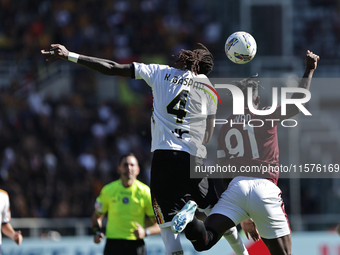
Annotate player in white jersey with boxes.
[41,43,252,255]
[133,62,216,158]
[0,189,23,253]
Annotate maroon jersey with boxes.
[217,107,280,184]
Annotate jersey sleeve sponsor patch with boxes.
[94,200,103,214]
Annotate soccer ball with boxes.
[225,31,257,64]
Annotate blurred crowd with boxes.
[0,0,223,64]
[0,82,152,218]
[1,0,340,64]
[293,0,340,60]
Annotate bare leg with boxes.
[196,210,248,254]
[204,213,236,241]
[261,234,292,255]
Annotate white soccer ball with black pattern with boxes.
[225,31,257,64]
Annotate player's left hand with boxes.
[93,231,104,244]
[41,44,70,62]
[13,230,23,245]
[133,221,146,239]
[305,50,320,70]
[240,219,260,242]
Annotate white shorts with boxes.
[210,176,291,239]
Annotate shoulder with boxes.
[196,73,208,79]
[101,180,120,193]
[133,63,171,71]
[134,180,151,194]
[195,73,214,89]
[0,189,8,197]
[0,189,9,204]
[195,73,211,82]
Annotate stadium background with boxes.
[0,0,339,254]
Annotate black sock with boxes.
[205,227,219,249]
[184,217,206,241]
[184,217,219,252]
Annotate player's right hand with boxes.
[13,230,23,245]
[240,219,260,242]
[93,231,104,244]
[41,44,69,62]
[305,50,320,70]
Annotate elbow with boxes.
[97,63,118,76]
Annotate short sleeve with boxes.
[133,63,158,88]
[94,188,108,215]
[133,63,171,88]
[1,191,11,223]
[203,78,217,116]
[143,187,155,218]
[207,92,217,116]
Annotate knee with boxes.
[192,242,209,252]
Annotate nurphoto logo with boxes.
[213,84,311,128]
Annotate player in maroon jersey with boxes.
[172,50,319,255]
[217,95,280,185]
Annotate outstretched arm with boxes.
[41,44,133,77]
[275,50,320,121]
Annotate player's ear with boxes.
[136,165,140,176]
[117,166,121,175]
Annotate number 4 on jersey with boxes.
[167,90,189,124]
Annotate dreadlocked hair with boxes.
[175,43,214,75]
[232,74,263,98]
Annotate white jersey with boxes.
[0,189,11,244]
[134,63,217,158]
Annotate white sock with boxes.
[223,226,249,255]
[204,208,248,255]
[160,227,184,255]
